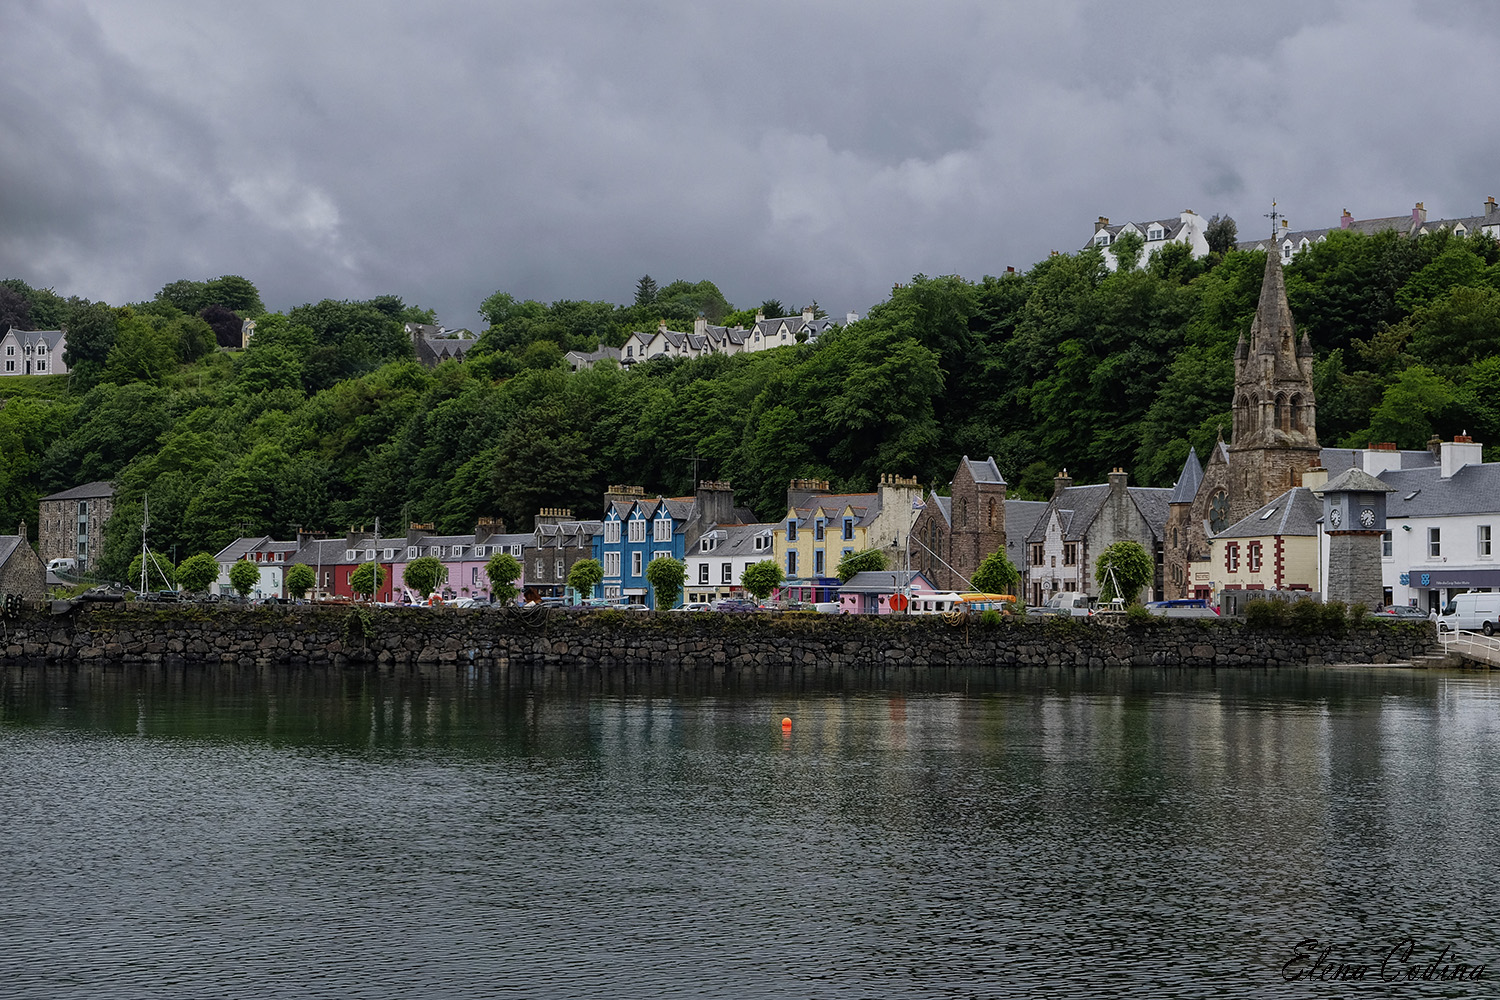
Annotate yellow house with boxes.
[774,494,878,602]
[1208,486,1322,603]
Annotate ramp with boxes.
[1440,629,1500,668]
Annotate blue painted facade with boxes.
[594,497,689,608]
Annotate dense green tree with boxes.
[836,548,887,583]
[61,301,117,384]
[485,551,522,604]
[285,562,316,599]
[404,556,447,598]
[740,560,784,600]
[1111,230,1145,271]
[349,561,385,599]
[127,550,177,592]
[176,552,220,593]
[1095,540,1153,604]
[634,275,658,307]
[566,557,603,600]
[645,556,685,609]
[1205,214,1238,255]
[971,549,1020,595]
[228,558,261,598]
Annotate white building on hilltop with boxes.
[1087,210,1211,271]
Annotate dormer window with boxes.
[1281,241,1294,262]
[1456,224,1468,236]
[1094,232,1111,247]
[408,546,418,557]
[1147,225,1164,241]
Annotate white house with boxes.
[1088,210,1211,271]
[684,522,774,605]
[1331,436,1500,613]
[1,327,67,376]
[212,536,301,597]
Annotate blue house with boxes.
[594,486,691,608]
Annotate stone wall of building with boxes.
[0,604,1440,673]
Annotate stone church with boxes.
[1165,246,1320,599]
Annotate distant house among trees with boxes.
[407,322,478,367]
[1086,210,1212,271]
[1236,197,1500,264]
[1,327,68,376]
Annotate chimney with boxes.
[1052,469,1073,500]
[694,316,706,336]
[846,312,859,324]
[693,480,736,530]
[1108,467,1128,494]
[1441,433,1484,479]
[476,515,508,537]
[1412,201,1426,225]
[1487,196,1498,218]
[1427,434,1444,460]
[1302,464,1329,493]
[1097,216,1109,230]
[1005,266,1015,273]
[658,319,668,333]
[755,310,764,324]
[604,484,647,509]
[1361,443,1403,477]
[786,478,831,510]
[802,305,814,323]
[1340,209,1353,229]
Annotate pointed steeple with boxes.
[1169,447,1204,505]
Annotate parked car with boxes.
[712,599,759,613]
[1142,599,1220,619]
[670,603,713,613]
[1370,605,1432,623]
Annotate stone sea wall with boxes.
[0,604,1441,675]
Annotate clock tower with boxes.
[1322,467,1393,608]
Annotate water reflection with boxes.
[1,662,1496,998]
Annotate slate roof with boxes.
[1129,487,1174,538]
[1369,462,1500,519]
[40,481,114,502]
[1169,447,1204,504]
[963,456,1005,485]
[1318,447,1437,476]
[790,492,881,527]
[0,535,23,568]
[1215,487,1323,539]
[3,328,65,352]
[1003,500,1048,553]
[1322,468,1395,495]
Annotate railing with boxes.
[1439,629,1500,667]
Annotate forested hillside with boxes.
[3,226,1498,581]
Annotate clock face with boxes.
[1208,490,1230,533]
[1360,507,1376,528]
[1329,506,1342,528]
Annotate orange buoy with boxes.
[781,717,792,731]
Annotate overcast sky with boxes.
[3,0,1497,329]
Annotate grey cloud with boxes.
[2,0,1498,328]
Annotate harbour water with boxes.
[1,663,1495,998]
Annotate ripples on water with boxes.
[0,664,1496,999]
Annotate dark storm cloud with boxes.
[3,0,1498,328]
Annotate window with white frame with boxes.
[555,558,564,577]
[604,552,621,577]
[510,545,522,557]
[408,546,418,557]
[631,551,643,576]
[345,549,356,561]
[1147,225,1164,240]
[535,558,544,577]
[35,361,45,371]
[384,549,394,559]
[628,519,645,543]
[453,546,464,557]
[1480,525,1493,558]
[1382,531,1392,558]
[698,564,709,584]
[1094,232,1110,247]
[1429,527,1442,558]
[754,533,770,551]
[605,521,621,544]
[652,550,671,564]
[653,517,671,542]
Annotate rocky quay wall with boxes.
[0,604,1442,675]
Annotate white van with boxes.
[47,558,78,574]
[1043,591,1094,617]
[1436,592,1500,635]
